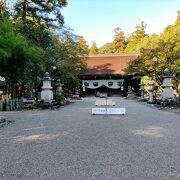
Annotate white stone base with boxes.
[41,90,53,103]
[162,88,174,99]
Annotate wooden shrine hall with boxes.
[80,54,140,96]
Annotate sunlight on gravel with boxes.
[13,134,58,142]
[132,126,166,138]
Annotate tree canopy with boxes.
[14,0,67,28]
[89,42,99,54]
[0,1,88,98]
[125,13,180,90]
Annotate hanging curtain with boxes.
[82,79,124,89]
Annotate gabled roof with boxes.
[83,54,137,75]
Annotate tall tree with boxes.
[89,42,99,54]
[112,27,125,53]
[125,21,147,54]
[14,0,67,28]
[76,36,89,55]
[56,34,87,90]
[159,12,180,90]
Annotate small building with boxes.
[81,54,140,96]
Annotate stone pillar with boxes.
[139,83,145,99]
[148,81,154,103]
[41,72,53,103]
[162,68,174,100]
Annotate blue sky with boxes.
[61,0,180,47]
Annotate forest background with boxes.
[0,0,179,97]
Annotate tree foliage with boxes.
[112,27,125,53]
[0,1,88,97]
[0,18,43,84]
[99,42,114,54]
[125,13,180,90]
[76,36,89,55]
[14,0,67,28]
[89,42,99,54]
[125,21,147,54]
[51,34,87,90]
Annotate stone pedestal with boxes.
[41,72,53,103]
[162,68,174,100]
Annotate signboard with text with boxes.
[92,108,126,115]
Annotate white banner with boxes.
[82,79,124,89]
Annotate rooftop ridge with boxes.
[84,54,137,58]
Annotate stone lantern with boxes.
[148,80,154,103]
[41,72,53,103]
[162,68,174,100]
[82,84,86,92]
[56,80,63,95]
[139,82,145,99]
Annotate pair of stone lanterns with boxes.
[140,68,174,103]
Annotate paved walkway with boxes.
[0,97,180,180]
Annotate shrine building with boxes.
[80,54,140,96]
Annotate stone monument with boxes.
[162,68,174,100]
[41,72,53,103]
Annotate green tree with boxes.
[0,18,44,84]
[43,33,87,91]
[125,12,180,90]
[99,42,114,54]
[89,42,99,54]
[141,33,160,50]
[76,36,89,55]
[112,27,125,53]
[125,21,147,54]
[14,0,67,28]
[159,12,180,90]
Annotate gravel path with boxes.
[0,97,180,180]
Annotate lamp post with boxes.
[152,57,158,102]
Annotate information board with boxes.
[92,108,126,115]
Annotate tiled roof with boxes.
[83,54,137,75]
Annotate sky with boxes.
[61,0,180,47]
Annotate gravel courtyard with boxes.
[0,97,180,180]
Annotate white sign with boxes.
[92,108,126,115]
